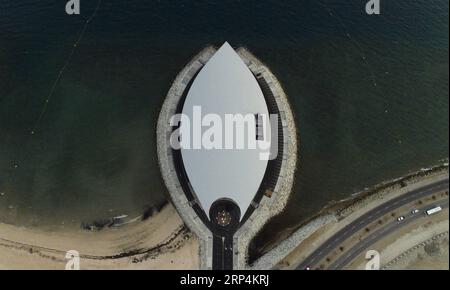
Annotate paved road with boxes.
[296,177,449,270]
[212,235,234,270]
[329,199,449,269]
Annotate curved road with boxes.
[330,199,448,269]
[296,177,449,270]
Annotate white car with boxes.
[397,216,405,222]
[411,209,420,215]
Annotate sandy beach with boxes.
[0,204,199,270]
[1,165,448,270]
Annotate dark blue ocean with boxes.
[0,0,448,243]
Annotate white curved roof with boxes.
[180,42,270,219]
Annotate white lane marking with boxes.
[308,184,449,269]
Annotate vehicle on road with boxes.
[397,216,405,222]
[411,209,420,215]
[426,206,442,216]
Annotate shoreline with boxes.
[0,162,447,269]
[0,203,199,269]
[251,161,450,259]
[249,162,449,269]
[0,200,169,234]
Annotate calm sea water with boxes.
[0,0,448,237]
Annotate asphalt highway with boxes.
[329,199,449,269]
[296,177,449,270]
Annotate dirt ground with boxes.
[0,204,200,270]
